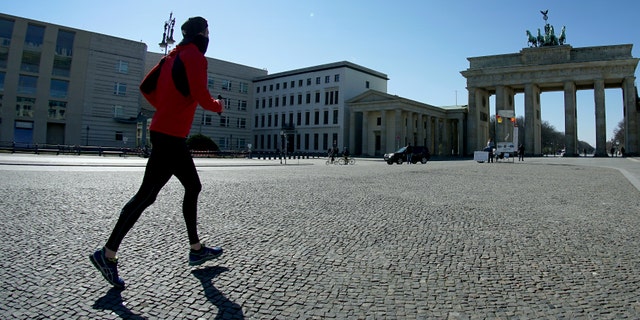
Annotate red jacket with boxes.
[141,43,223,138]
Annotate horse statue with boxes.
[526,30,537,47]
[558,26,566,45]
[547,25,558,46]
[536,29,544,46]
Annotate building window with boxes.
[239,100,247,111]
[289,95,294,105]
[52,56,72,77]
[50,79,69,98]
[0,48,8,69]
[333,110,339,124]
[306,78,311,86]
[238,118,246,129]
[315,92,320,103]
[274,113,278,127]
[55,30,74,56]
[16,97,35,117]
[290,80,295,88]
[116,60,128,73]
[275,97,279,107]
[276,83,280,90]
[220,116,229,127]
[297,112,301,126]
[305,93,311,104]
[313,133,319,150]
[114,82,126,96]
[239,82,248,93]
[283,82,287,89]
[314,111,319,125]
[334,74,340,82]
[268,114,272,127]
[305,112,310,125]
[268,97,273,108]
[325,75,330,83]
[113,105,124,118]
[48,100,66,119]
[0,18,15,47]
[21,51,41,73]
[376,117,381,126]
[269,84,273,91]
[366,81,370,88]
[208,77,215,89]
[323,110,329,125]
[202,113,212,126]
[316,77,321,85]
[222,79,231,91]
[297,94,302,105]
[298,79,303,87]
[256,86,260,93]
[18,75,38,95]
[0,72,5,91]
[115,131,124,141]
[282,95,287,107]
[24,24,45,49]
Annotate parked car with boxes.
[384,146,430,165]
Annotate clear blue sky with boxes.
[5,0,640,146]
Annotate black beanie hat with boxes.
[181,17,208,39]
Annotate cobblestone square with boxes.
[1,156,639,319]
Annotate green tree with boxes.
[186,134,219,151]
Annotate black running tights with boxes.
[105,131,202,252]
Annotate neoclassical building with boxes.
[348,91,466,156]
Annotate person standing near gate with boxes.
[89,17,225,289]
[518,144,525,161]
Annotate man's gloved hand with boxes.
[217,95,224,115]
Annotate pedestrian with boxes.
[518,144,525,161]
[611,147,616,157]
[89,17,225,289]
[406,143,413,164]
[621,146,626,157]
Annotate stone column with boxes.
[418,114,426,147]
[361,111,369,156]
[466,87,479,153]
[433,118,440,155]
[457,116,464,156]
[380,110,387,154]
[349,110,356,151]
[563,81,578,157]
[394,109,402,150]
[623,77,638,155]
[524,83,541,155]
[442,119,450,155]
[406,111,413,146]
[426,116,432,152]
[594,79,607,156]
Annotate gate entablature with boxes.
[462,44,638,91]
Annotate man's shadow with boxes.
[93,287,147,320]
[191,266,245,319]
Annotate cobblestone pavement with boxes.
[1,154,639,319]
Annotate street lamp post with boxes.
[159,12,176,55]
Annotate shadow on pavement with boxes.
[93,287,147,320]
[191,266,244,319]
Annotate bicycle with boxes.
[325,157,339,165]
[337,157,355,165]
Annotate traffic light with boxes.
[497,115,502,123]
[510,117,515,123]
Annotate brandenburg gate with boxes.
[461,11,639,157]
